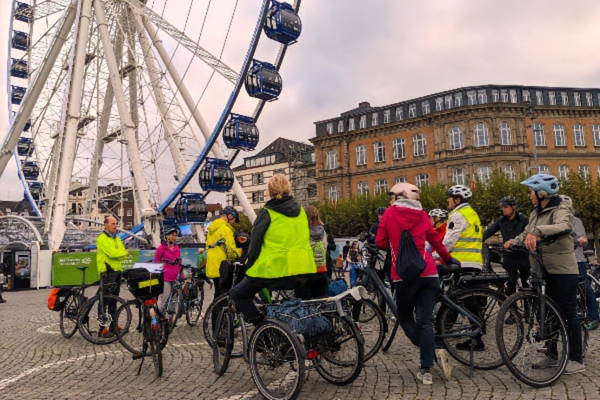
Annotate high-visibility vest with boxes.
[246,207,316,279]
[449,205,483,265]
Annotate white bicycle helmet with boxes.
[428,209,447,219]
[446,185,472,200]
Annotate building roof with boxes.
[254,137,313,158]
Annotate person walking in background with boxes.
[346,241,363,287]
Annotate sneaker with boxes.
[532,355,559,370]
[588,320,599,331]
[436,349,453,381]
[455,339,485,352]
[564,361,585,375]
[99,327,114,338]
[417,370,433,385]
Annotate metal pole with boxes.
[141,17,257,222]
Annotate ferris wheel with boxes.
[1,0,302,250]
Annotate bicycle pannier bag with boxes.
[265,299,334,338]
[48,287,71,311]
[124,268,164,299]
[328,278,348,296]
[396,229,426,283]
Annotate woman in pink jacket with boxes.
[155,228,181,313]
[376,183,456,385]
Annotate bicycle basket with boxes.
[265,299,334,338]
[123,268,164,299]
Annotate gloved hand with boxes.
[450,257,461,267]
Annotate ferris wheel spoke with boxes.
[32,0,73,21]
[125,0,239,84]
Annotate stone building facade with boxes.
[310,85,600,201]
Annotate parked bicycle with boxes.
[162,263,204,330]
[57,265,92,339]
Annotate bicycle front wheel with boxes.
[249,320,305,400]
[203,293,230,347]
[166,288,183,331]
[115,300,143,354]
[213,307,234,376]
[60,293,80,339]
[351,298,386,362]
[185,282,204,327]
[78,294,127,345]
[496,291,569,388]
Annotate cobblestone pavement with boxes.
[1,287,600,400]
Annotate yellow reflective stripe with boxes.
[139,279,159,288]
[453,248,482,253]
[458,237,480,242]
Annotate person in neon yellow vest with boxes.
[229,174,316,325]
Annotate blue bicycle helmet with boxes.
[520,173,559,195]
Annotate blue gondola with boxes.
[28,182,44,200]
[14,2,32,23]
[12,31,29,51]
[10,58,28,79]
[21,161,39,180]
[245,60,282,101]
[17,137,34,156]
[23,119,32,132]
[223,114,259,151]
[264,1,302,45]
[11,86,26,105]
[174,193,208,223]
[199,158,234,192]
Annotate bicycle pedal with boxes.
[132,353,143,360]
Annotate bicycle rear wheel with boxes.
[203,293,230,347]
[213,307,234,375]
[496,291,569,388]
[351,299,386,361]
[78,294,127,345]
[149,335,163,378]
[185,282,204,327]
[249,320,305,400]
[437,288,506,370]
[166,288,183,331]
[576,283,589,357]
[115,300,143,354]
[60,293,80,339]
[313,314,364,385]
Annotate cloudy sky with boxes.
[1,0,600,203]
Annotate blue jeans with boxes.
[546,273,583,364]
[578,262,599,322]
[396,277,439,368]
[349,262,362,287]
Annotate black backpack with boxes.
[396,230,426,283]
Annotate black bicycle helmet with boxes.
[164,227,179,236]
[222,206,240,223]
[499,196,519,209]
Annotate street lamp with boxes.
[526,101,540,173]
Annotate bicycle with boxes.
[59,265,92,339]
[116,266,169,377]
[163,263,204,329]
[212,286,368,400]
[77,267,129,345]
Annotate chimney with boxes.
[358,101,370,107]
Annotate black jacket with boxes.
[483,213,530,270]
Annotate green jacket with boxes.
[96,231,129,274]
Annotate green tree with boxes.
[419,183,448,212]
[560,172,600,251]
[471,172,531,226]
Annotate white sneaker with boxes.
[417,370,433,385]
[436,349,453,381]
[564,361,585,375]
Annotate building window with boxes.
[492,90,499,102]
[536,91,544,105]
[328,186,338,202]
[396,107,403,121]
[503,164,516,181]
[348,118,355,131]
[413,134,427,156]
[586,92,594,106]
[307,169,317,177]
[477,165,492,184]
[392,138,406,160]
[445,95,453,109]
[467,91,476,105]
[237,176,244,187]
[415,174,429,187]
[449,126,464,150]
[499,122,512,145]
[371,113,378,126]
[558,165,569,179]
[374,141,386,163]
[553,124,566,147]
[375,179,388,194]
[232,195,240,206]
[422,101,430,115]
[538,165,550,175]
[500,89,508,102]
[523,90,530,102]
[252,172,264,185]
[383,109,390,124]
[474,123,489,147]
[126,208,132,217]
[326,150,336,170]
[395,176,407,184]
[126,222,133,228]
[307,184,317,197]
[574,92,581,106]
[252,191,265,203]
[452,168,465,185]
[337,120,344,133]
[549,91,556,105]
[573,124,586,147]
[356,145,367,166]
[578,165,590,180]
[534,123,546,146]
[454,93,463,107]
[593,125,600,146]
[326,123,333,134]
[478,90,487,104]
[408,104,416,118]
[273,168,286,175]
[359,115,366,129]
[435,97,443,111]
[357,181,369,196]
[510,89,518,103]
[561,92,569,106]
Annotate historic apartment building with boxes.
[310,85,600,201]
[228,138,318,210]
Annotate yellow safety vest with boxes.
[246,207,317,279]
[449,205,483,265]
